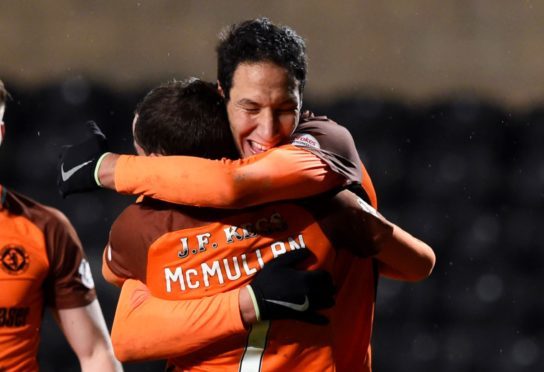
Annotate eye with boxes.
[278,107,298,114]
[243,107,260,114]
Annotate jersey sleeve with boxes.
[114,145,344,208]
[111,279,245,362]
[360,161,378,209]
[293,114,378,209]
[301,189,389,257]
[102,248,126,287]
[291,114,363,186]
[43,207,96,309]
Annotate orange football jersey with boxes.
[109,115,379,371]
[0,185,96,371]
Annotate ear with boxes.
[217,80,225,98]
[0,122,5,146]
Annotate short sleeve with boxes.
[292,113,363,186]
[43,208,96,309]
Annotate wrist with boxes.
[239,286,258,327]
[97,153,120,190]
[94,152,111,187]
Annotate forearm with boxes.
[239,286,257,325]
[375,225,436,281]
[329,191,434,281]
[79,347,122,372]
[57,300,122,372]
[98,147,344,208]
[112,280,246,362]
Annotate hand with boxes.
[57,121,108,197]
[249,249,335,325]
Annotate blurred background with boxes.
[1,1,542,371]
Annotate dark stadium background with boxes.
[1,2,542,371]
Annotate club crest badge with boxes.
[1,245,30,275]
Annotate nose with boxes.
[256,109,279,143]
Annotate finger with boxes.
[86,120,106,139]
[296,311,330,325]
[304,270,335,294]
[56,177,68,198]
[313,293,335,310]
[303,270,335,309]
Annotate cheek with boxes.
[229,113,256,141]
[279,114,298,136]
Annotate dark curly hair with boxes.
[134,78,238,159]
[216,17,307,100]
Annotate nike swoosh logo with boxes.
[265,296,309,312]
[61,160,93,181]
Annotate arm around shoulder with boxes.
[101,147,343,208]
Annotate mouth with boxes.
[247,140,272,155]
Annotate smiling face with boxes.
[224,61,302,158]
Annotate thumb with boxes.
[85,121,106,140]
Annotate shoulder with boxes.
[111,198,176,235]
[110,202,152,249]
[297,112,352,137]
[110,198,221,252]
[294,111,357,156]
[42,205,76,232]
[111,198,197,240]
[111,202,148,232]
[291,111,362,185]
[5,189,77,238]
